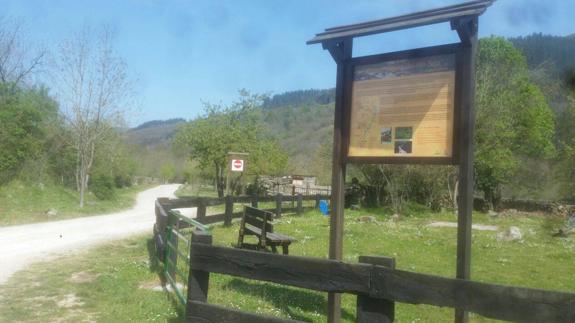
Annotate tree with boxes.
[52,26,133,207]
[174,91,288,197]
[0,84,58,184]
[475,37,555,208]
[0,17,45,87]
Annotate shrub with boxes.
[90,174,116,200]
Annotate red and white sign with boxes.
[231,159,244,172]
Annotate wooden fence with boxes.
[154,193,330,304]
[186,229,575,323]
[155,194,575,322]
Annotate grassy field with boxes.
[1,206,573,322]
[0,180,154,226]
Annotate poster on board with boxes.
[348,53,456,158]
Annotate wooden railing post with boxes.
[315,194,321,208]
[251,193,258,208]
[224,195,233,226]
[297,193,303,215]
[196,200,206,222]
[187,230,213,317]
[275,193,282,218]
[357,256,395,323]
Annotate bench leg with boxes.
[282,244,289,255]
[271,245,278,254]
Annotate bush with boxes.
[90,174,116,200]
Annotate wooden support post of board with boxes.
[357,256,396,323]
[186,230,213,318]
[453,16,478,323]
[315,194,320,208]
[326,37,353,323]
[196,200,206,222]
[296,193,303,215]
[275,193,282,218]
[224,195,233,226]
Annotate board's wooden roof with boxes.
[307,0,494,45]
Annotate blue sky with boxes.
[4,0,575,126]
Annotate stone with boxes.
[496,226,522,241]
[358,215,377,223]
[350,204,361,211]
[391,214,400,221]
[488,210,498,217]
[45,208,58,217]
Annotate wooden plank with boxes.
[307,8,487,45]
[245,217,273,234]
[454,16,478,323]
[357,256,395,323]
[186,300,302,323]
[190,244,575,323]
[245,206,272,220]
[323,0,492,33]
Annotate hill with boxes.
[126,118,186,148]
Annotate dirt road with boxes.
[0,184,183,284]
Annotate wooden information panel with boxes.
[348,53,456,159]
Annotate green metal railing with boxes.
[164,210,210,305]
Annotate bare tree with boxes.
[53,26,133,207]
[0,17,45,87]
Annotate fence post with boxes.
[315,194,321,208]
[297,193,303,215]
[166,214,179,279]
[356,256,395,323]
[196,200,206,223]
[187,229,213,317]
[275,193,282,218]
[251,193,258,208]
[224,195,233,226]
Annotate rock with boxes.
[391,214,400,221]
[350,204,361,211]
[358,215,377,223]
[496,226,522,241]
[488,210,498,217]
[45,208,58,217]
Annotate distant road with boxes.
[0,184,185,284]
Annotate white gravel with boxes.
[0,184,185,285]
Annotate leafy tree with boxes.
[174,91,288,197]
[475,37,555,208]
[0,84,58,183]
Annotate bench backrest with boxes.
[244,206,274,234]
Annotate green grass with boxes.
[175,184,219,198]
[0,180,154,226]
[1,207,573,322]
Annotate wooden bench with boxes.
[237,206,296,255]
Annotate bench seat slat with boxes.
[245,223,296,243]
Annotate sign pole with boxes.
[325,38,352,323]
[453,16,478,323]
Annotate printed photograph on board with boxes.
[395,141,412,154]
[380,127,392,143]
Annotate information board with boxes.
[348,53,456,159]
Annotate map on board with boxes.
[348,54,456,158]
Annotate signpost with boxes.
[226,152,248,195]
[308,1,494,322]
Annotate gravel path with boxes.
[0,184,183,284]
